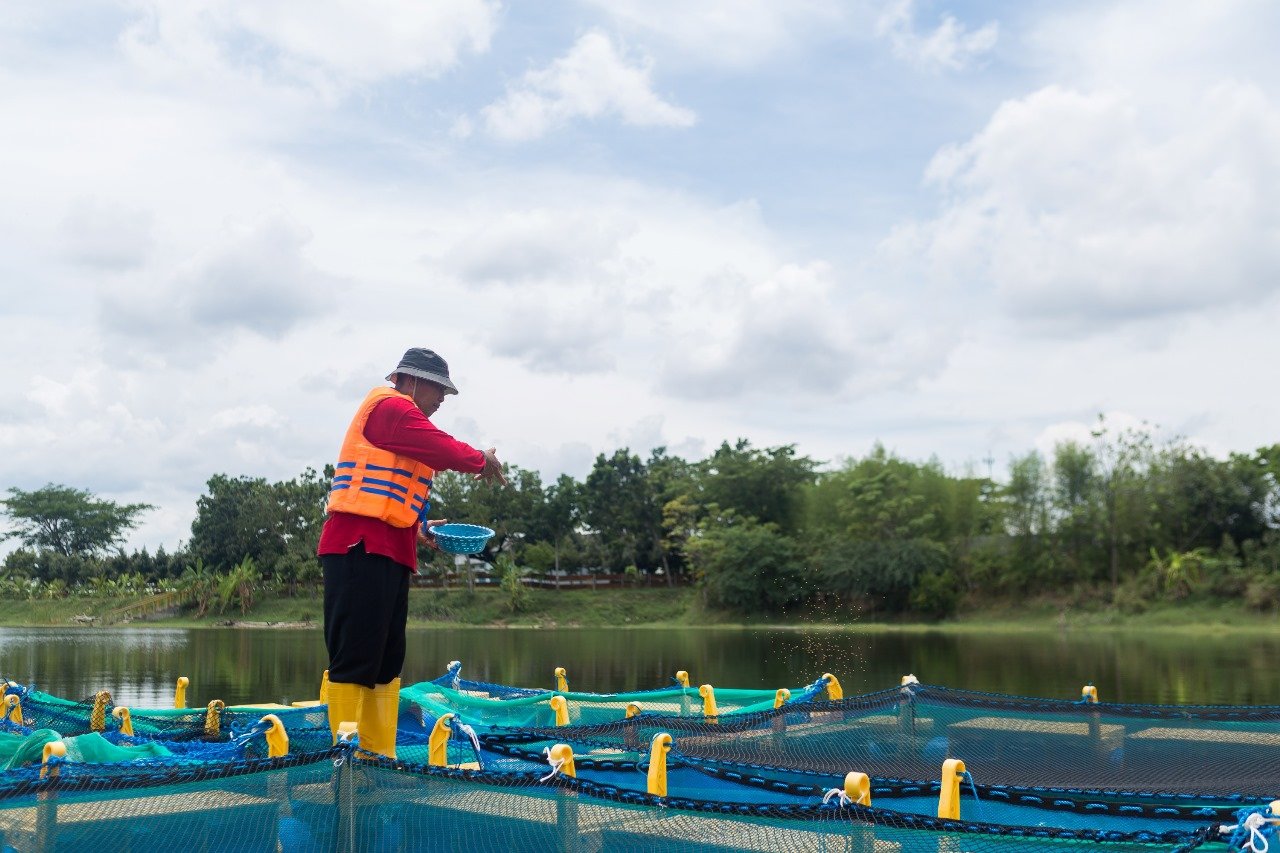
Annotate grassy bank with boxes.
[1,587,1279,633]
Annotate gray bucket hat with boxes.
[386,348,459,395]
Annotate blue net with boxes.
[1,673,1276,850]
[480,683,1280,799]
[0,743,1234,852]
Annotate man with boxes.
[317,347,506,757]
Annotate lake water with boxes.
[2,625,1278,709]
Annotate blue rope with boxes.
[228,718,270,750]
[962,770,984,821]
[1225,805,1277,851]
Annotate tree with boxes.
[697,440,816,534]
[582,449,661,571]
[0,484,153,558]
[217,557,261,615]
[818,445,942,542]
[533,474,581,574]
[1147,444,1272,554]
[189,468,329,575]
[685,511,804,614]
[1089,417,1155,588]
[179,559,218,617]
[1050,440,1099,581]
[497,554,528,613]
[815,537,952,612]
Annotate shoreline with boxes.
[2,587,1277,634]
[6,613,1279,636]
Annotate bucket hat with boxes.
[386,348,459,395]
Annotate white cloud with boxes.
[61,197,155,272]
[120,0,499,96]
[889,81,1280,333]
[660,261,952,401]
[443,208,634,285]
[3,0,1278,560]
[875,0,997,71]
[576,0,843,68]
[97,213,339,363]
[1033,412,1154,461]
[481,31,696,141]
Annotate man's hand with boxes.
[420,518,447,551]
[477,447,508,485]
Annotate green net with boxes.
[400,678,826,732]
[2,683,329,742]
[0,729,172,771]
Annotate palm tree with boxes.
[217,557,261,616]
[180,559,218,617]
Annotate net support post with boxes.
[938,758,966,820]
[699,684,718,723]
[333,741,357,853]
[647,733,672,797]
[624,703,641,752]
[111,706,134,736]
[35,743,65,853]
[549,695,570,727]
[428,714,454,766]
[772,688,791,734]
[5,692,23,726]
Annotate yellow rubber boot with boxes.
[360,678,401,759]
[326,681,364,745]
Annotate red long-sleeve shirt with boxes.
[317,394,486,570]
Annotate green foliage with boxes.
[1244,574,1280,612]
[583,449,660,571]
[431,464,545,560]
[810,445,974,543]
[910,569,960,619]
[217,557,262,615]
[180,559,218,618]
[0,484,152,557]
[520,541,556,574]
[496,554,528,613]
[532,474,581,572]
[189,469,328,575]
[4,424,1279,624]
[815,537,952,612]
[696,440,816,534]
[685,512,803,614]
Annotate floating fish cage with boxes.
[0,669,1275,852]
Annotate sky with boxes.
[1,0,1277,554]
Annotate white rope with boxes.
[447,661,462,691]
[539,746,566,782]
[822,787,852,807]
[1221,812,1271,853]
[455,721,483,768]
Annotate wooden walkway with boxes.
[96,589,195,625]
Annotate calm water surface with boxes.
[0,626,1276,708]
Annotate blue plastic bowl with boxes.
[432,523,495,555]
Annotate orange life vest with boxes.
[325,387,435,528]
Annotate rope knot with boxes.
[539,746,566,782]
[1221,808,1276,852]
[822,787,852,807]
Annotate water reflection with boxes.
[0,626,1277,707]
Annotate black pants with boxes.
[321,543,410,688]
